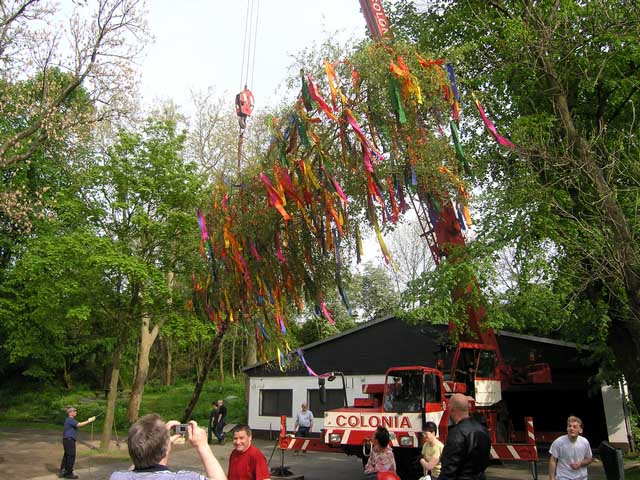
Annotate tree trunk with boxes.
[63,359,72,390]
[126,313,160,422]
[219,339,225,383]
[127,273,174,421]
[181,325,227,423]
[539,56,640,409]
[246,320,257,366]
[609,317,640,413]
[101,341,124,450]
[163,337,173,386]
[231,328,236,380]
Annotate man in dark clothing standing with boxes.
[214,399,227,445]
[438,394,491,480]
[208,401,218,444]
[59,406,96,478]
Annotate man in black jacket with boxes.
[439,393,491,480]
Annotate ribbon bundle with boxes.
[192,42,515,365]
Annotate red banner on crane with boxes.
[359,0,392,41]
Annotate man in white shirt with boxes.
[293,403,314,454]
[549,416,593,480]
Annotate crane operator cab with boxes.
[382,367,446,437]
[451,344,501,407]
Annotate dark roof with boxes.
[243,316,596,379]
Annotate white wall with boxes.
[247,374,386,434]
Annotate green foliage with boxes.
[388,0,640,371]
[295,316,352,346]
[0,231,112,381]
[0,70,95,277]
[0,109,216,390]
[351,263,401,321]
[0,379,247,431]
[193,35,471,359]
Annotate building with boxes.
[244,317,628,448]
[243,315,631,448]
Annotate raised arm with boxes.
[188,421,228,480]
[77,416,96,428]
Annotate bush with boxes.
[0,378,246,431]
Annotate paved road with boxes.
[0,428,608,480]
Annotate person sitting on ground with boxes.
[364,426,397,477]
[420,421,444,480]
[109,414,227,480]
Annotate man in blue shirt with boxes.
[59,406,96,479]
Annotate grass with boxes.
[0,378,246,432]
[627,468,640,480]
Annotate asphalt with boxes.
[0,428,612,480]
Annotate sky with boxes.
[139,0,369,115]
[135,1,437,272]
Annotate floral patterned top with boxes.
[364,445,397,474]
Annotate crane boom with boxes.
[359,0,392,41]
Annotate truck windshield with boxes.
[383,370,423,413]
[476,350,497,378]
[424,372,442,403]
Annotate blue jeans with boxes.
[298,426,310,437]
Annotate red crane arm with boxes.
[358,0,392,41]
[358,0,503,361]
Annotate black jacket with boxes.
[439,416,491,480]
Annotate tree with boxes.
[186,90,273,181]
[389,0,640,408]
[1,0,148,284]
[86,111,205,423]
[0,70,96,278]
[352,263,401,321]
[387,220,435,294]
[0,0,148,169]
[0,230,110,386]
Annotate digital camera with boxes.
[175,424,188,435]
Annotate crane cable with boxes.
[239,0,260,91]
[237,0,260,173]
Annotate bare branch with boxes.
[0,0,149,168]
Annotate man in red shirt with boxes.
[228,425,271,480]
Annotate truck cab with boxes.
[382,366,447,435]
[449,343,502,407]
[321,366,446,464]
